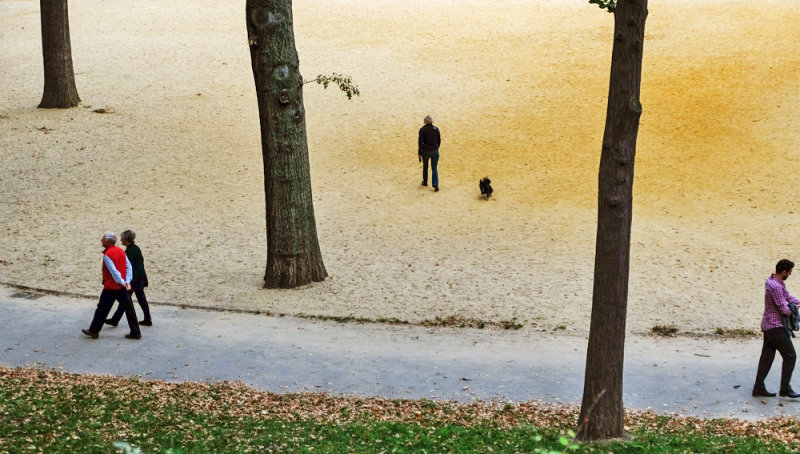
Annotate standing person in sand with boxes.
[418,115,441,192]
[753,259,800,398]
[81,231,141,340]
[106,229,152,327]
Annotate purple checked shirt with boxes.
[762,274,800,331]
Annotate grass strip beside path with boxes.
[1,367,798,453]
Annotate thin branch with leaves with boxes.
[589,0,616,12]
[304,73,360,100]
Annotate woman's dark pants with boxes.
[110,278,151,324]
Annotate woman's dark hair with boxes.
[777,259,795,274]
[120,230,136,243]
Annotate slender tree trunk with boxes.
[38,0,80,108]
[577,0,647,441]
[246,0,327,289]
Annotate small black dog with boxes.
[479,177,493,199]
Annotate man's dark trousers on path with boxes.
[755,327,797,392]
[89,289,140,335]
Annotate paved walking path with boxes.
[1,284,797,421]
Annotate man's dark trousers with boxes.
[755,327,797,391]
[89,289,141,335]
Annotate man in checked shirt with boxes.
[753,259,800,398]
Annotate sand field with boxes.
[1,0,799,335]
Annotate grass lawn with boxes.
[1,367,798,453]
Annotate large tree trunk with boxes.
[246,0,327,289]
[38,0,80,108]
[577,0,648,441]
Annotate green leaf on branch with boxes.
[304,72,360,100]
[588,0,616,12]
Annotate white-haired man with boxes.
[418,115,441,192]
[82,231,141,339]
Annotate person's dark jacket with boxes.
[418,124,441,153]
[125,242,149,288]
[783,301,800,338]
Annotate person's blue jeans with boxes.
[422,149,439,187]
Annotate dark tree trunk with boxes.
[38,0,80,108]
[246,0,327,289]
[577,0,648,442]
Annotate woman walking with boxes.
[106,230,152,326]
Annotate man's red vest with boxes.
[102,246,127,290]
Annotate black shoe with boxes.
[752,387,776,397]
[104,319,118,327]
[421,181,427,186]
[140,320,152,326]
[125,333,142,340]
[780,388,800,398]
[81,329,98,339]
[434,186,439,192]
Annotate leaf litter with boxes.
[3,366,800,446]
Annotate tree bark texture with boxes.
[38,0,81,108]
[246,0,328,289]
[578,0,647,442]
